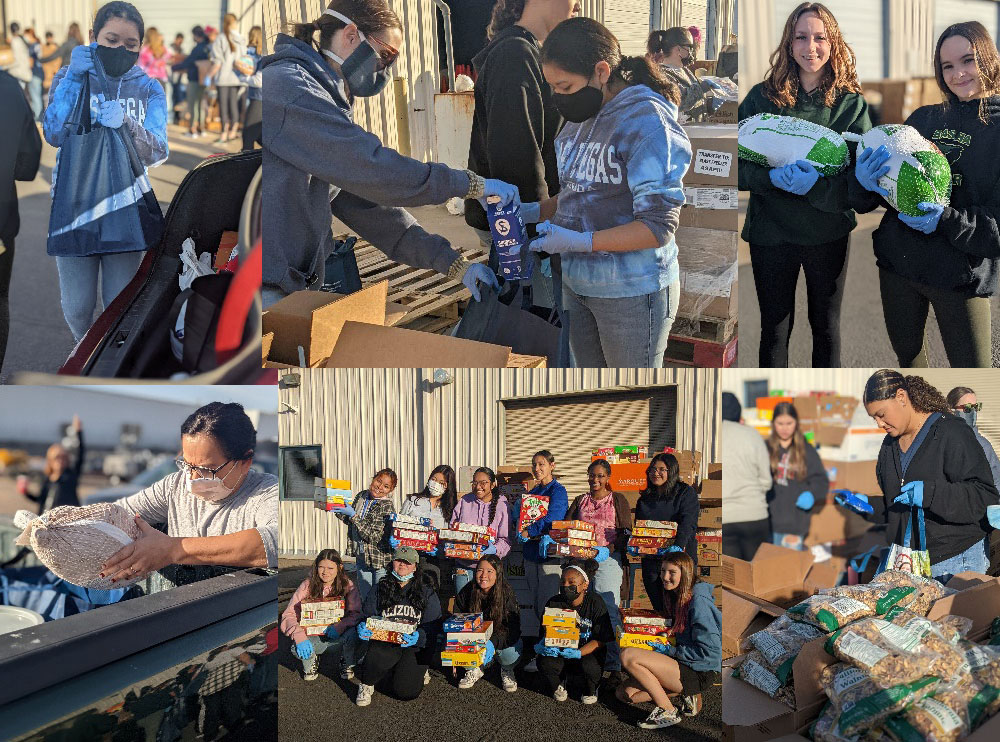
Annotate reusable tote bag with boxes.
[47,58,164,257]
[876,501,932,578]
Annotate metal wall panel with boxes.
[738,0,773,100]
[889,0,935,79]
[604,0,654,56]
[935,0,999,49]
[278,369,720,556]
[580,0,605,23]
[5,0,97,38]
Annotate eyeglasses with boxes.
[648,467,670,476]
[366,33,399,68]
[176,458,234,478]
[956,403,983,413]
[472,480,492,490]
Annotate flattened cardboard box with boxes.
[721,543,841,608]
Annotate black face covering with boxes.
[560,585,580,602]
[552,81,604,123]
[95,44,139,78]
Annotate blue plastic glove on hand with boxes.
[426,545,438,556]
[538,534,555,560]
[517,530,530,544]
[356,623,372,641]
[389,536,400,549]
[593,546,610,563]
[462,262,500,303]
[855,146,891,197]
[893,481,925,508]
[529,221,594,255]
[482,542,498,556]
[795,491,815,511]
[649,640,675,656]
[96,95,125,129]
[294,640,314,660]
[533,640,559,658]
[898,202,944,234]
[834,490,873,514]
[769,166,793,191]
[480,178,519,209]
[334,504,356,518]
[323,625,340,641]
[484,640,496,665]
[988,505,1000,530]
[782,160,821,195]
[667,545,684,553]
[520,201,541,225]
[400,630,420,648]
[68,44,94,77]
[559,647,582,660]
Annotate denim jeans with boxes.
[592,552,624,671]
[307,625,359,667]
[454,567,474,595]
[772,533,806,551]
[496,640,522,669]
[354,552,386,604]
[56,252,144,342]
[562,279,679,368]
[28,77,43,121]
[931,538,988,585]
[525,559,563,623]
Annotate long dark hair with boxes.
[863,370,950,415]
[411,464,458,521]
[290,0,401,54]
[934,21,1000,124]
[767,402,809,480]
[473,466,500,528]
[307,548,351,600]
[465,555,517,630]
[660,551,696,636]
[640,453,681,499]
[377,560,429,614]
[94,1,145,43]
[541,17,680,106]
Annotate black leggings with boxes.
[242,98,262,150]
[355,641,426,700]
[0,236,13,372]
[537,647,606,696]
[217,85,241,129]
[722,519,770,560]
[750,236,850,367]
[878,268,992,368]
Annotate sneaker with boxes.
[680,693,703,717]
[302,656,318,681]
[182,131,198,138]
[340,665,355,682]
[581,690,599,705]
[355,683,374,707]
[458,666,484,689]
[553,684,568,702]
[424,669,431,686]
[524,658,538,673]
[500,666,518,692]
[639,706,682,729]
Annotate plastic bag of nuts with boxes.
[870,570,955,617]
[740,614,826,683]
[820,662,940,737]
[882,684,975,742]
[732,651,797,707]
[787,580,915,632]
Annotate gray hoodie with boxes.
[261,35,470,294]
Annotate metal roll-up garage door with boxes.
[680,0,707,41]
[935,0,999,49]
[604,0,653,56]
[129,0,225,46]
[773,0,885,82]
[502,387,678,496]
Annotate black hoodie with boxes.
[849,97,1000,297]
[872,413,998,564]
[767,441,828,537]
[464,24,562,235]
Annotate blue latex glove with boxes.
[768,165,793,191]
[538,534,555,560]
[484,640,496,665]
[335,504,356,518]
[894,481,925,508]
[834,490,873,514]
[323,625,340,641]
[529,221,594,255]
[480,178,519,208]
[517,530,530,543]
[899,202,944,234]
[533,640,559,658]
[520,201,541,224]
[855,146,891,197]
[96,95,124,128]
[559,647,582,660]
[357,623,372,641]
[482,541,498,556]
[425,545,438,556]
[294,640,314,660]
[579,631,591,642]
[400,630,420,648]
[988,505,1000,530]
[462,262,500,302]
[648,640,676,656]
[782,160,821,195]
[667,545,684,553]
[795,491,815,511]
[594,546,610,563]
[389,536,400,549]
[68,44,94,77]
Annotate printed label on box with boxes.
[683,187,738,209]
[693,149,733,178]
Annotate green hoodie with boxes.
[738,82,871,246]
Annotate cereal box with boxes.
[550,521,596,533]
[441,648,486,667]
[547,543,599,559]
[518,493,550,531]
[366,616,418,635]
[548,528,597,541]
[443,613,484,632]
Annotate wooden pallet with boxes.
[664,331,738,368]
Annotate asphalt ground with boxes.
[277,560,723,742]
[737,193,1000,367]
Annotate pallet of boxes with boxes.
[699,463,723,611]
[441,612,493,668]
[670,123,737,368]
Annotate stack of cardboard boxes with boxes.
[388,513,439,553]
[699,463,723,610]
[299,597,345,636]
[441,613,492,667]
[626,520,677,556]
[617,608,675,650]
[439,522,494,560]
[541,607,580,649]
[547,520,599,559]
[860,78,941,125]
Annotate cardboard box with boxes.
[618,633,676,650]
[544,625,581,647]
[516,494,548,531]
[698,498,723,528]
[697,529,722,566]
[366,617,418,635]
[446,621,493,643]
[700,478,722,499]
[682,124,737,186]
[700,565,724,585]
[607,462,653,492]
[822,459,882,497]
[443,543,485,559]
[442,613,483,632]
[550,520,595,533]
[680,187,737,231]
[628,536,675,549]
[721,543,841,608]
[549,528,596,541]
[441,649,486,666]
[706,98,737,124]
[439,529,492,545]
[676,226,738,320]
[720,588,784,659]
[803,500,872,546]
[548,543,599,559]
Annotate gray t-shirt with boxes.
[117,468,278,569]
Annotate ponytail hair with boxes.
[223,12,237,53]
[863,369,950,415]
[289,0,401,53]
[541,17,680,106]
[487,0,526,41]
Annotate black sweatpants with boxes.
[722,519,770,560]
[0,236,13,371]
[537,647,606,696]
[242,98,261,151]
[355,641,426,700]
[750,236,850,367]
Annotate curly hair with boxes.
[934,21,1000,125]
[487,0,526,41]
[767,402,809,480]
[863,370,950,414]
[763,2,862,109]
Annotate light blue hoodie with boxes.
[553,84,690,299]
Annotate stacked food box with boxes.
[299,597,346,636]
[591,445,650,464]
[699,463,723,610]
[388,512,439,552]
[542,607,580,649]
[617,607,676,650]
[313,478,352,511]
[364,616,418,644]
[546,520,599,559]
[627,520,677,557]
[441,612,493,667]
[439,522,495,560]
[517,492,549,533]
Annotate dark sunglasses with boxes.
[956,402,983,413]
[366,33,400,68]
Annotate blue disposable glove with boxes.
[579,631,591,642]
[594,546,610,563]
[68,44,95,78]
[855,146,891,197]
[834,490,873,514]
[559,647,582,660]
[894,481,925,508]
[294,640,314,660]
[899,202,944,234]
[482,541,498,556]
[400,630,420,648]
[517,530,530,543]
[335,504,356,518]
[462,262,500,302]
[356,623,372,641]
[529,221,594,255]
[389,536,400,549]
[323,625,340,641]
[96,95,124,129]
[648,640,676,656]
[667,545,684,553]
[782,160,821,195]
[533,640,559,658]
[480,178,519,208]
[538,534,555,560]
[520,201,541,224]
[484,640,496,665]
[425,545,438,556]
[769,165,794,191]
[795,491,816,511]
[988,505,1000,530]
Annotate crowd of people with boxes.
[280,451,721,730]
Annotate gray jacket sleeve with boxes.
[755,435,774,494]
[331,191,459,275]
[977,432,1000,494]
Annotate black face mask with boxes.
[560,585,580,602]
[552,81,605,123]
[95,44,139,78]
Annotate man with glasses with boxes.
[948,386,1000,494]
[102,402,278,590]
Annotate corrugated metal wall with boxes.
[4,0,97,38]
[228,0,265,37]
[889,0,935,79]
[279,368,721,556]
[603,0,654,56]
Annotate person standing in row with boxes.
[241,25,264,150]
[334,468,398,601]
[766,402,828,550]
[449,466,510,593]
[721,392,772,560]
[173,25,211,138]
[210,12,246,145]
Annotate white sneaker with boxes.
[581,691,598,704]
[639,706,682,729]
[340,664,355,682]
[680,693,702,717]
[302,656,318,681]
[553,684,568,702]
[500,666,518,692]
[524,658,538,672]
[355,683,374,707]
[458,666,484,689]
[424,669,431,686]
